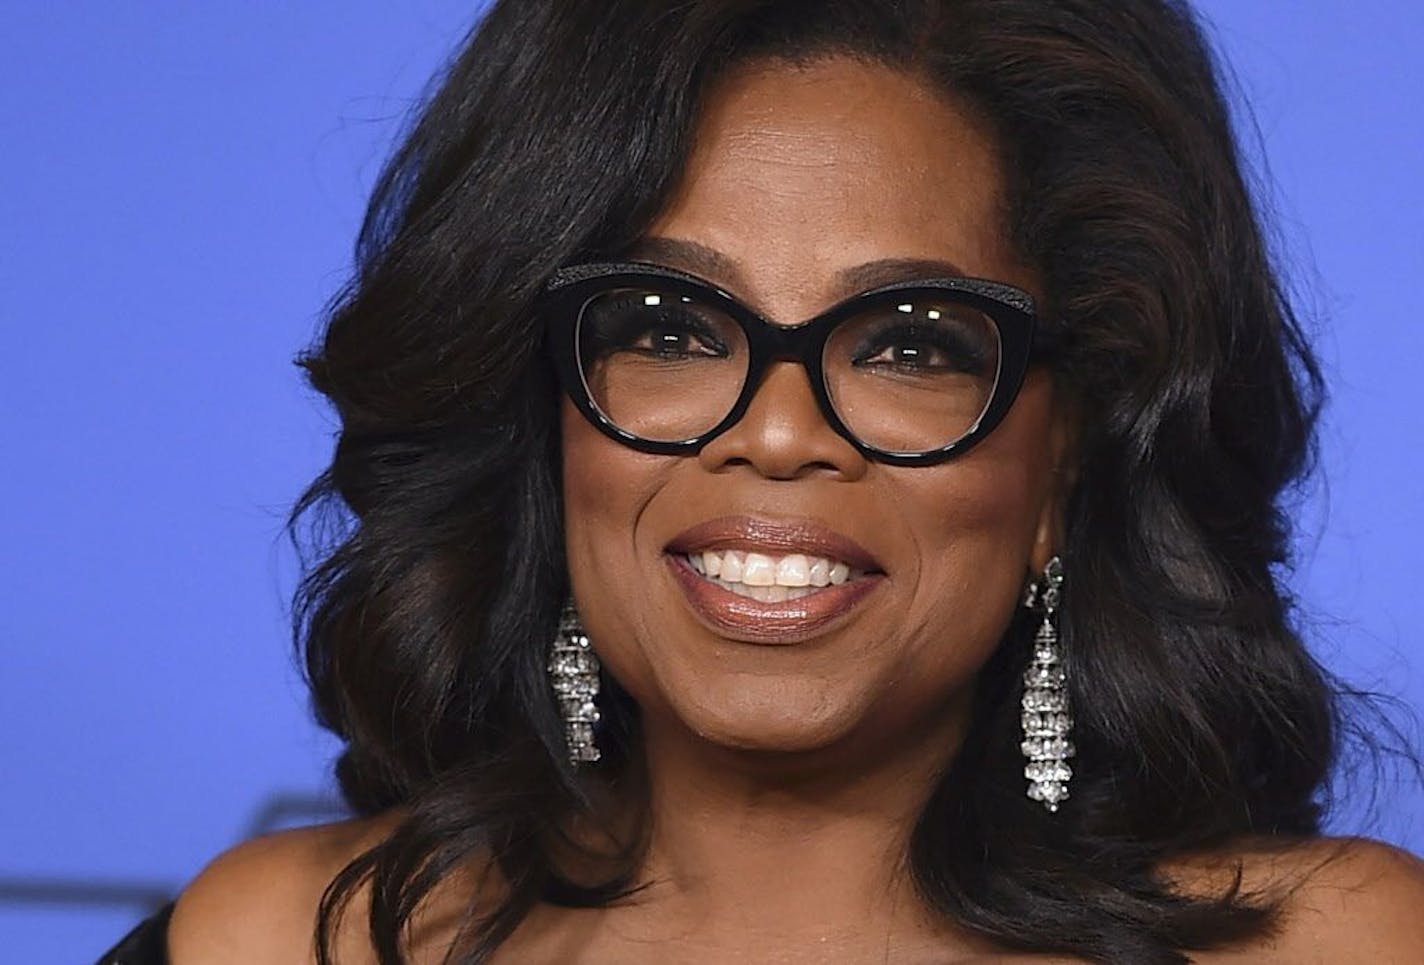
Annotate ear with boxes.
[1028,385,1079,575]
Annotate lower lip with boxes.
[665,553,884,644]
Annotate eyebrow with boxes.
[839,256,972,292]
[623,236,971,300]
[624,237,741,284]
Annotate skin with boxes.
[165,57,1424,964]
[552,54,1066,960]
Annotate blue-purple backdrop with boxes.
[3,3,1421,961]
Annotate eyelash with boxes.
[849,321,989,372]
[589,299,731,356]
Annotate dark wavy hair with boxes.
[289,1,1348,961]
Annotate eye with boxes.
[848,301,995,376]
[860,329,955,368]
[630,316,725,359]
[583,291,733,360]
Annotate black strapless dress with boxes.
[95,902,173,964]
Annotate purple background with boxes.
[2,3,1420,960]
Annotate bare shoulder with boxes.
[1267,837,1424,960]
[1177,836,1424,963]
[167,811,403,965]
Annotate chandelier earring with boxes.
[548,599,601,764]
[1020,555,1073,811]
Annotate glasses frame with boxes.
[540,260,1064,466]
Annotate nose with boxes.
[696,360,869,481]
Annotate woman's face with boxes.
[562,57,1071,764]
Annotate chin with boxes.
[673,674,865,755]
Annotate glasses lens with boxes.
[823,295,1001,453]
[575,285,749,443]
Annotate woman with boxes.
[103,0,1424,962]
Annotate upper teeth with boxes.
[687,550,856,587]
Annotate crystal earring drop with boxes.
[1020,556,1072,811]
[548,600,601,764]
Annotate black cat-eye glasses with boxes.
[540,260,1064,466]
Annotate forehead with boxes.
[643,56,1024,311]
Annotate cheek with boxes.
[561,399,642,589]
[559,401,670,702]
[894,394,1057,679]
[894,468,1033,678]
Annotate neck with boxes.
[620,705,971,949]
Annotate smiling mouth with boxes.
[662,515,886,643]
[680,549,868,603]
